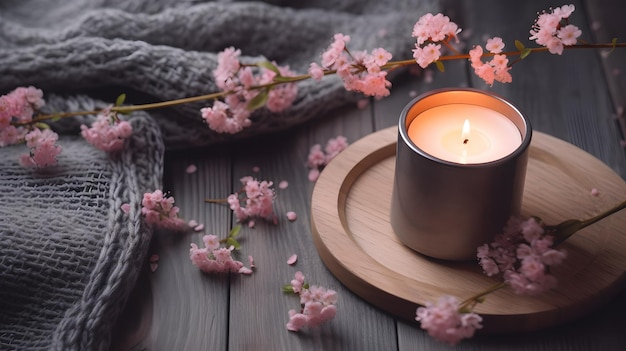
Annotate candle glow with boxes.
[407,104,522,164]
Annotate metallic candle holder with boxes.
[390,88,532,261]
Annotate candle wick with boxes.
[463,138,469,145]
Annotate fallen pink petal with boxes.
[248,255,255,268]
[121,203,131,214]
[286,211,297,221]
[239,266,253,275]
[194,223,205,231]
[590,188,600,196]
[150,263,158,272]
[287,254,298,265]
[279,180,289,189]
[149,254,160,263]
[188,219,199,227]
[185,164,197,174]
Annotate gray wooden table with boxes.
[113,1,626,350]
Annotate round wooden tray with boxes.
[310,127,626,334]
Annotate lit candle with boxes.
[390,88,532,261]
[407,104,522,164]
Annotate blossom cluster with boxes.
[416,296,483,346]
[477,216,567,295]
[202,47,298,134]
[19,127,62,168]
[141,189,188,231]
[80,107,133,152]
[306,135,349,182]
[189,234,253,274]
[529,4,581,55]
[285,271,338,332]
[468,38,512,86]
[308,33,393,98]
[228,176,276,223]
[411,13,461,68]
[0,86,62,167]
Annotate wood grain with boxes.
[311,127,626,333]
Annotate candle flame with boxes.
[462,119,470,144]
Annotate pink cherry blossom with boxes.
[80,108,133,152]
[189,236,252,274]
[558,24,582,46]
[529,4,581,55]
[468,44,512,86]
[485,37,505,53]
[308,62,325,81]
[315,34,392,97]
[228,176,276,223]
[477,216,566,295]
[413,43,442,68]
[141,190,188,231]
[208,47,299,134]
[0,86,44,128]
[19,128,62,168]
[201,100,252,134]
[285,271,338,332]
[416,295,483,346]
[412,13,461,46]
[306,136,349,182]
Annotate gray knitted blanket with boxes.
[0,97,164,351]
[0,1,438,350]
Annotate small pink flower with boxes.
[306,136,349,182]
[413,43,441,68]
[529,5,581,55]
[308,62,325,81]
[202,235,221,251]
[285,272,338,332]
[141,190,187,231]
[478,216,566,295]
[485,37,505,53]
[228,176,276,223]
[81,109,133,152]
[416,295,482,346]
[19,128,62,168]
[412,13,461,46]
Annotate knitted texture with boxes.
[0,0,439,148]
[0,96,164,351]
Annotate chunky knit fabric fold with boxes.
[0,96,164,351]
